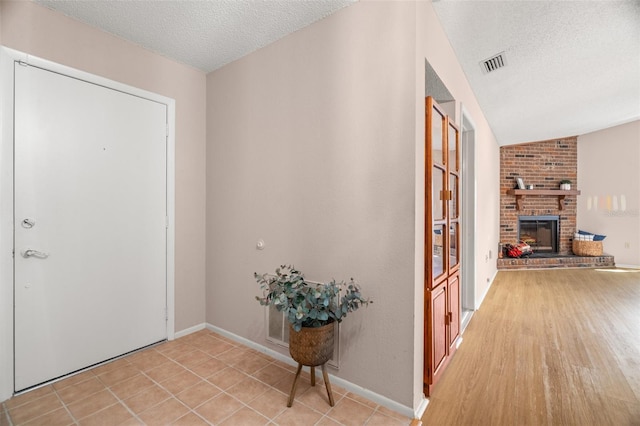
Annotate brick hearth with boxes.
[497,254,615,270]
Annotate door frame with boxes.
[460,104,477,330]
[0,47,176,401]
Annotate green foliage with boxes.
[255,265,372,332]
[560,179,572,184]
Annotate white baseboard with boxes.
[174,323,207,339]
[613,264,640,270]
[476,269,498,309]
[204,323,417,420]
[414,396,429,420]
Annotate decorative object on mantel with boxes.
[516,177,525,189]
[526,184,534,190]
[506,189,581,210]
[255,265,372,408]
[560,179,572,190]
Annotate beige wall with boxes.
[206,0,500,411]
[207,0,417,407]
[1,1,207,332]
[578,120,640,267]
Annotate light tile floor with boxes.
[1,330,413,425]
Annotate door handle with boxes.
[21,249,49,259]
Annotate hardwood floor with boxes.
[421,268,640,425]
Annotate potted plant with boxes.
[560,179,572,190]
[254,265,372,407]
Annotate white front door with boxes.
[14,63,168,391]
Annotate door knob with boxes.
[21,249,49,259]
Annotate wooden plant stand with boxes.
[288,362,335,407]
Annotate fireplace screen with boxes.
[518,215,559,253]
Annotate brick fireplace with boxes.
[499,137,615,269]
[500,137,577,255]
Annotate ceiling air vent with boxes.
[481,52,507,74]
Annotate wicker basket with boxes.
[572,240,603,256]
[289,322,335,366]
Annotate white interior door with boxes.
[14,64,168,391]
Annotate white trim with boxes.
[205,323,417,420]
[414,396,430,420]
[476,269,499,309]
[613,264,640,270]
[174,323,207,339]
[0,47,176,400]
[0,48,16,403]
[460,103,478,313]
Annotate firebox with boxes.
[518,215,560,253]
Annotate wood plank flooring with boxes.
[421,268,640,425]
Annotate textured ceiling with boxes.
[34,0,640,146]
[432,0,640,145]
[34,0,355,72]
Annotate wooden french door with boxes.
[424,97,461,396]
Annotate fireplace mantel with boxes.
[506,189,581,211]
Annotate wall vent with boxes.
[481,52,507,74]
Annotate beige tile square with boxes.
[272,372,309,396]
[365,411,409,425]
[5,385,55,410]
[145,361,187,383]
[175,381,221,408]
[225,377,270,403]
[160,371,202,395]
[56,377,106,404]
[326,397,375,426]
[91,358,131,376]
[246,388,288,420]
[8,393,62,424]
[316,416,342,426]
[138,397,189,425]
[345,391,377,409]
[194,393,243,424]
[97,365,140,387]
[172,412,209,425]
[172,350,212,370]
[67,389,119,421]
[252,363,291,386]
[272,360,297,373]
[234,354,270,375]
[126,350,170,372]
[219,407,269,425]
[177,330,211,346]
[79,402,134,426]
[295,384,337,414]
[215,347,248,365]
[272,402,324,426]
[154,341,194,360]
[376,405,412,422]
[207,367,248,391]
[123,384,171,414]
[20,407,74,426]
[200,339,235,357]
[189,358,227,379]
[109,374,155,400]
[52,370,96,391]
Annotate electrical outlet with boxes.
[489,250,492,259]
[625,242,630,249]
